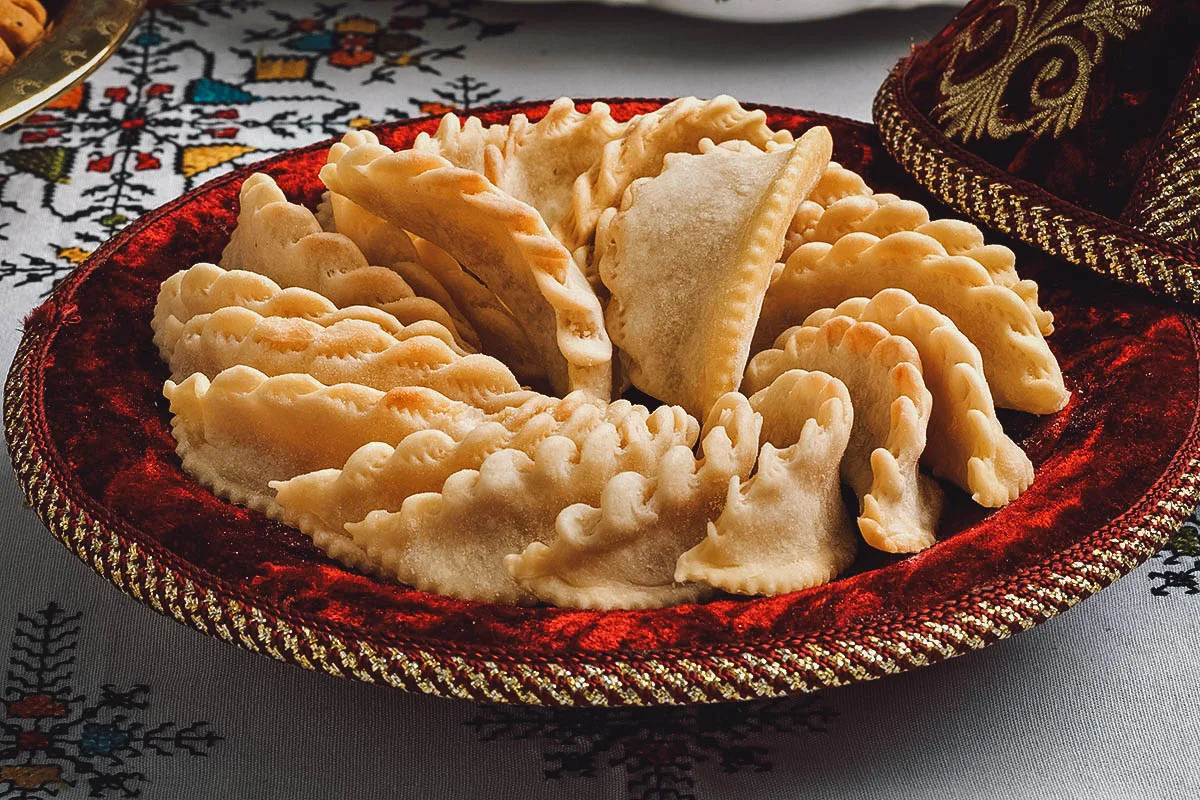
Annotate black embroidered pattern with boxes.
[466,697,835,800]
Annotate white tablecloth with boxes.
[1,2,1197,798]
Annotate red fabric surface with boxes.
[26,101,1200,659]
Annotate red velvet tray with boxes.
[7,100,1200,707]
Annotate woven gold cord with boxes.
[1120,48,1200,246]
[875,70,1200,308]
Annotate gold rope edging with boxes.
[874,70,1200,308]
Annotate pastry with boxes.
[507,392,760,609]
[317,190,421,266]
[745,316,944,553]
[676,369,858,595]
[152,263,465,364]
[170,306,532,412]
[164,366,488,515]
[756,231,1070,414]
[272,395,698,557]
[785,171,1052,335]
[418,98,627,234]
[408,236,545,386]
[557,95,795,256]
[342,399,701,605]
[153,97,1070,609]
[0,0,46,72]
[803,290,1034,507]
[320,130,611,398]
[220,173,469,346]
[598,128,832,418]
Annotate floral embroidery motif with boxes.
[240,1,519,84]
[0,1,522,298]
[934,0,1150,142]
[467,698,835,800]
[0,603,220,798]
[409,74,521,116]
[1150,512,1200,596]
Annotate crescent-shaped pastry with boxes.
[786,179,1052,335]
[152,263,467,365]
[755,231,1070,414]
[343,426,643,605]
[171,307,533,412]
[744,316,943,553]
[409,236,545,387]
[486,98,627,232]
[219,174,469,347]
[387,258,482,346]
[418,98,627,233]
[786,161,890,259]
[320,130,611,398]
[319,172,544,384]
[317,190,421,266]
[314,195,478,334]
[412,111,510,175]
[675,369,858,595]
[556,95,796,255]
[276,396,698,572]
[804,290,1034,507]
[598,128,833,419]
[163,366,490,516]
[505,392,762,609]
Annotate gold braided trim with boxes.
[874,70,1200,308]
[1120,51,1200,245]
[7,181,1200,709]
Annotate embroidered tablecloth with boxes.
[1,2,1197,798]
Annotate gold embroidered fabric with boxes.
[935,0,1150,142]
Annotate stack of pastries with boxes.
[152,97,1069,609]
[0,0,46,72]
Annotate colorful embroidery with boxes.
[0,3,359,296]
[240,1,519,83]
[0,603,220,798]
[467,698,835,800]
[934,0,1150,142]
[0,0,521,298]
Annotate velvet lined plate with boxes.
[7,100,1200,707]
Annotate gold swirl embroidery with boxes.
[934,0,1150,142]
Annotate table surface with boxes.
[1,2,1197,799]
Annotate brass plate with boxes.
[0,0,145,131]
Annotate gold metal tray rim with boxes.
[0,0,145,131]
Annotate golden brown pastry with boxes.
[0,0,46,66]
[506,392,761,609]
[803,290,1034,507]
[745,316,944,553]
[321,130,612,399]
[676,369,858,595]
[152,96,1072,609]
[271,395,698,563]
[756,231,1070,414]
